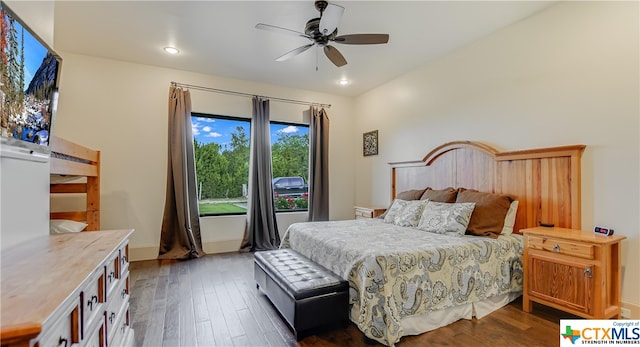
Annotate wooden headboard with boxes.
[389,141,585,234]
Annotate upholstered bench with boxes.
[254,249,349,340]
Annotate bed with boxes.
[49,135,101,231]
[281,141,585,346]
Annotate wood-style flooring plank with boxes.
[130,252,574,347]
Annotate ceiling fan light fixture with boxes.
[255,1,389,68]
[163,46,180,55]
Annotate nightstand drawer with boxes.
[354,206,386,219]
[527,235,594,259]
[355,209,373,218]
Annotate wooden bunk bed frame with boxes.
[50,136,100,231]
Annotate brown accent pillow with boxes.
[455,188,514,237]
[420,187,458,203]
[396,189,427,201]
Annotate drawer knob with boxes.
[87,295,98,311]
[58,337,68,347]
[121,288,127,298]
[109,312,116,324]
[552,244,561,252]
[584,267,593,278]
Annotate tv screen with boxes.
[0,1,61,154]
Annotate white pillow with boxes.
[500,200,519,235]
[417,201,476,236]
[383,199,429,227]
[50,219,88,234]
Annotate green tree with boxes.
[222,126,250,198]
[1,13,25,123]
[271,133,309,181]
[194,140,230,199]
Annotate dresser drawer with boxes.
[38,303,80,347]
[107,304,130,347]
[105,273,129,340]
[82,270,105,339]
[119,242,129,277]
[527,235,594,259]
[84,318,105,347]
[105,252,120,299]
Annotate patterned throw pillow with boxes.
[383,199,429,227]
[416,202,476,236]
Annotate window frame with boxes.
[191,113,309,217]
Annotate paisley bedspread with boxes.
[280,218,523,346]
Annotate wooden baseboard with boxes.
[129,246,158,261]
[202,240,242,254]
[130,240,242,261]
[622,301,640,319]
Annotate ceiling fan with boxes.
[256,0,389,68]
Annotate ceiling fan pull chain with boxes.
[316,47,319,71]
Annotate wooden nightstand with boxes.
[354,206,386,219]
[522,227,626,319]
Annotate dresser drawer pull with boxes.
[121,288,127,298]
[552,244,560,252]
[121,322,127,334]
[87,295,98,311]
[108,271,116,283]
[109,311,116,324]
[584,267,593,278]
[121,255,128,264]
[58,336,68,347]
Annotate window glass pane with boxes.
[271,122,309,212]
[192,114,250,215]
[191,114,309,215]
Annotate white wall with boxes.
[353,2,639,309]
[51,53,355,260]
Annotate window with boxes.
[191,114,309,216]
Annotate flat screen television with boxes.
[0,1,62,155]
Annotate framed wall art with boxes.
[363,130,378,156]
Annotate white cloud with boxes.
[207,132,222,138]
[191,122,201,135]
[203,126,212,132]
[279,125,298,133]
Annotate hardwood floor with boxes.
[129,252,576,347]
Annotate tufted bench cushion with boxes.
[254,249,349,340]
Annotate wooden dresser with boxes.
[1,229,134,347]
[522,227,626,319]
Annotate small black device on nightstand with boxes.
[594,226,614,236]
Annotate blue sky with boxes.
[8,15,48,90]
[191,115,308,148]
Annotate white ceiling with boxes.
[52,1,554,97]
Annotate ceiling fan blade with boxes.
[319,3,344,36]
[276,43,315,62]
[323,45,347,67]
[334,34,389,45]
[255,23,310,39]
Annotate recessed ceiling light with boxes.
[164,47,180,54]
[338,79,350,86]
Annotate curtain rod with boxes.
[171,81,331,109]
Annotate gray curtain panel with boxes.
[308,106,330,221]
[240,97,280,251]
[158,86,205,260]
